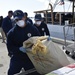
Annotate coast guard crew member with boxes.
[2,10,13,57]
[2,10,13,37]
[24,12,33,25]
[7,10,41,75]
[34,14,50,36]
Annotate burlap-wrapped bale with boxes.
[23,36,70,74]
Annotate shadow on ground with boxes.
[0,64,3,67]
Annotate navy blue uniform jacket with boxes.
[34,22,50,36]
[7,24,40,60]
[26,18,33,25]
[2,16,12,34]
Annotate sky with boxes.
[0,0,73,17]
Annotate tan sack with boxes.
[23,36,70,74]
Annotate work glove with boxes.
[19,47,26,53]
[47,36,51,41]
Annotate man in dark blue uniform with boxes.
[7,10,40,75]
[0,16,5,43]
[2,10,13,37]
[24,12,33,25]
[2,10,13,57]
[34,14,50,36]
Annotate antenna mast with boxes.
[72,0,75,23]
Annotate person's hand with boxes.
[47,36,51,41]
[19,47,26,53]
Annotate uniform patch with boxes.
[27,33,32,37]
[42,28,45,31]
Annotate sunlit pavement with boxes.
[0,39,10,75]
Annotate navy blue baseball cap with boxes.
[35,14,42,21]
[13,10,24,20]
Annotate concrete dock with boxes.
[0,39,10,75]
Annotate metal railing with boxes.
[63,23,75,47]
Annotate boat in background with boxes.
[33,0,75,25]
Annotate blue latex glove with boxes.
[19,47,26,53]
[47,37,51,41]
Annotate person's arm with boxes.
[27,18,33,25]
[7,31,22,55]
[2,19,9,34]
[30,19,33,25]
[44,23,50,36]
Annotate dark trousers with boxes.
[8,56,35,75]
